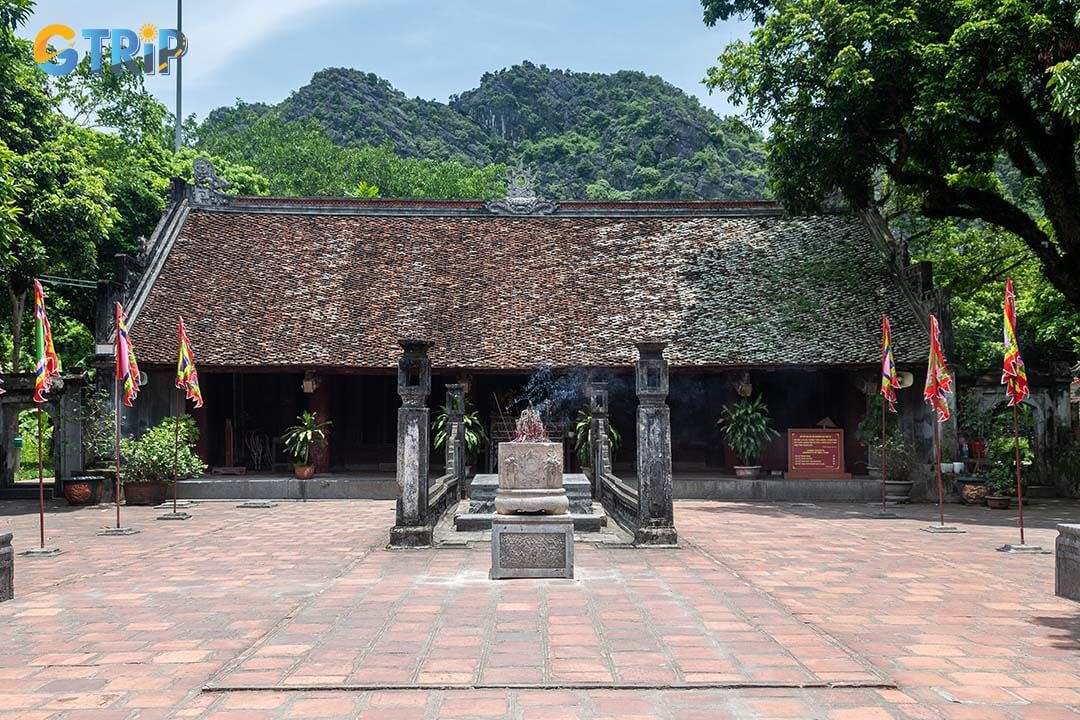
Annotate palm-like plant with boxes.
[717,395,779,466]
[573,409,621,467]
[432,406,487,459]
[282,411,331,466]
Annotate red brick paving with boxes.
[0,498,1078,719]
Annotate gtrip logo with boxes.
[33,24,188,77]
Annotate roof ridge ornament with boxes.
[485,160,559,216]
[191,157,231,207]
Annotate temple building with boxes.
[93,160,947,503]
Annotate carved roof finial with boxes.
[191,157,231,207]
[485,160,558,216]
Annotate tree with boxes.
[702,0,1080,307]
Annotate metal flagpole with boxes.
[173,387,181,515]
[114,372,122,529]
[880,398,887,514]
[37,407,44,548]
[935,419,944,527]
[1014,404,1025,545]
[175,0,183,151]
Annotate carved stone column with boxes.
[0,532,11,602]
[390,340,433,548]
[445,383,466,500]
[634,341,677,546]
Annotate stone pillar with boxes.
[0,532,11,602]
[55,376,83,485]
[306,376,331,473]
[390,340,433,548]
[1056,524,1080,602]
[634,341,677,546]
[445,384,466,499]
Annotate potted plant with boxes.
[120,415,207,505]
[855,394,897,477]
[433,404,487,477]
[957,391,993,462]
[717,395,780,479]
[65,387,116,505]
[881,428,917,503]
[984,435,1031,509]
[572,408,622,472]
[282,411,331,479]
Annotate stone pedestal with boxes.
[1056,524,1080,602]
[491,515,574,579]
[495,442,568,515]
[1,532,12,602]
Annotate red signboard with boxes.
[785,429,851,480]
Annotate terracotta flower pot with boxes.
[986,495,1012,509]
[62,475,103,505]
[294,465,315,480]
[123,481,168,506]
[734,465,761,479]
[955,477,988,505]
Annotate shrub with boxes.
[717,395,779,466]
[120,415,206,484]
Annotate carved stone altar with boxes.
[491,407,574,579]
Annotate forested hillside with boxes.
[199,62,769,200]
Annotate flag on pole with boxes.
[923,313,953,422]
[33,279,62,403]
[880,315,899,412]
[1001,278,1029,407]
[115,302,140,407]
[175,316,203,408]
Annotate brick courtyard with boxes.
[1,498,1078,719]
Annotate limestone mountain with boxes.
[199,62,769,200]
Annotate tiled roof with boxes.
[130,205,927,369]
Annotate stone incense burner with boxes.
[495,405,568,515]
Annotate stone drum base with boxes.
[491,515,574,580]
[1,532,12,602]
[1056,524,1080,602]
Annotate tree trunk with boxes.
[8,286,25,371]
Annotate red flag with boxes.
[115,303,140,407]
[923,314,953,422]
[175,317,203,408]
[1001,278,1029,407]
[880,315,899,412]
[33,279,62,403]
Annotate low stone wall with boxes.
[1056,524,1080,603]
[1,532,12,602]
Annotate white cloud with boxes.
[182,0,364,84]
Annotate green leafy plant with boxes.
[985,435,1033,497]
[855,393,898,450]
[881,428,916,483]
[119,415,206,485]
[573,409,622,467]
[957,391,995,442]
[281,411,331,466]
[432,405,487,460]
[717,395,780,466]
[81,385,115,466]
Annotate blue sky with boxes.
[25,0,754,123]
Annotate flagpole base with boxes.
[997,543,1045,554]
[156,512,191,521]
[20,547,61,557]
[872,511,900,519]
[236,501,276,509]
[922,524,966,534]
[97,527,140,536]
[157,500,195,510]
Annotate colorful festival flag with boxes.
[1001,278,1029,407]
[923,314,953,423]
[115,303,141,407]
[880,315,899,412]
[175,317,203,408]
[33,279,62,403]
